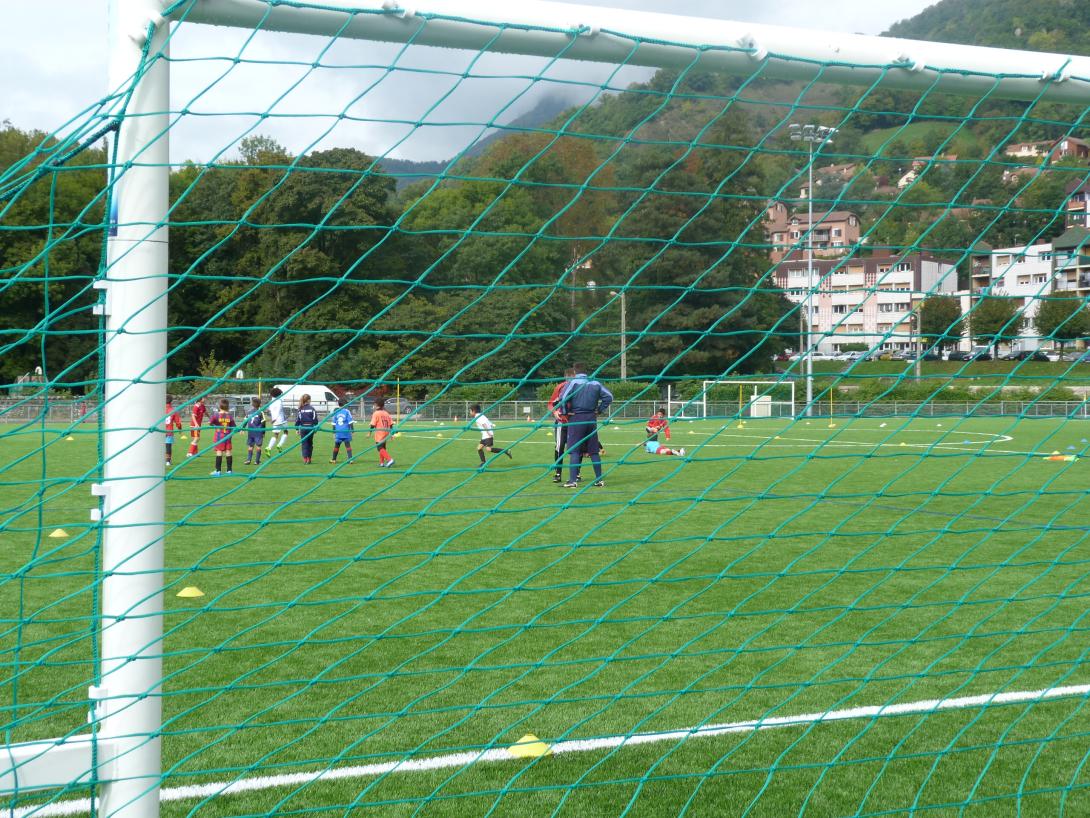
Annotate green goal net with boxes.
[5,2,1090,816]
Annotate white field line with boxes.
[15,682,1090,817]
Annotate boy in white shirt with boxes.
[265,387,289,454]
[471,404,513,467]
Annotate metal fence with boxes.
[5,397,1090,425]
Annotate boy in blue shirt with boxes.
[295,394,319,464]
[330,399,354,463]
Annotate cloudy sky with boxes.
[2,0,939,162]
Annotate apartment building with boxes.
[1052,227,1090,297]
[968,242,1054,351]
[765,201,861,264]
[774,253,958,354]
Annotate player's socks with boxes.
[215,455,223,472]
[226,456,233,472]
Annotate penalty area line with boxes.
[15,682,1090,817]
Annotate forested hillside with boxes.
[5,0,1090,392]
[888,0,1090,54]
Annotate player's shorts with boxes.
[334,433,352,443]
[165,434,174,445]
[213,437,232,453]
[645,440,663,454]
[479,437,494,448]
[190,426,202,439]
[247,432,264,446]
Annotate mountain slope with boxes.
[887,0,1090,55]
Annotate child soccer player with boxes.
[164,395,182,466]
[210,399,235,475]
[295,393,319,464]
[645,439,685,457]
[546,368,573,482]
[187,395,207,457]
[471,404,513,467]
[369,397,395,468]
[329,399,354,463]
[646,408,671,442]
[244,397,266,465]
[265,387,289,454]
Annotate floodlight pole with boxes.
[98,1,170,816]
[790,123,836,417]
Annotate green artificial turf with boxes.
[3,414,1090,816]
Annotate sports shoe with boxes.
[187,453,194,458]
[505,450,513,459]
[225,470,233,475]
[165,460,172,467]
[593,480,605,487]
[563,481,578,488]
[209,470,221,477]
[244,460,252,465]
[329,460,337,464]
[679,448,686,457]
[552,474,562,483]
[386,459,395,468]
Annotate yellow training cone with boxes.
[49,528,68,538]
[176,586,204,598]
[436,434,444,438]
[508,734,551,759]
[828,423,837,428]
[65,436,75,441]
[394,432,402,438]
[899,442,907,447]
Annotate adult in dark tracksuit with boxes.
[560,364,613,487]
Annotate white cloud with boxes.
[2,0,939,160]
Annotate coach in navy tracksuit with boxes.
[560,364,613,487]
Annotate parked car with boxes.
[946,350,973,361]
[1002,350,1049,362]
[919,352,942,361]
[273,383,340,415]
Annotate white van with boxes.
[273,384,339,417]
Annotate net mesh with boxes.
[4,2,1090,816]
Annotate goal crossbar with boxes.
[173,0,1090,104]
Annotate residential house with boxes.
[765,202,861,264]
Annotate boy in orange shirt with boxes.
[369,397,395,468]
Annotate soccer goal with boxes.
[7,1,1090,816]
[701,379,797,419]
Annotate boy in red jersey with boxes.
[546,367,574,482]
[646,408,671,443]
[209,399,235,476]
[369,397,395,468]
[164,394,183,467]
[187,396,207,458]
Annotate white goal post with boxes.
[14,2,1090,817]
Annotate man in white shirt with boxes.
[265,387,289,454]
[471,404,513,467]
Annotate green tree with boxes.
[918,294,965,352]
[1033,295,1090,354]
[969,292,1025,356]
